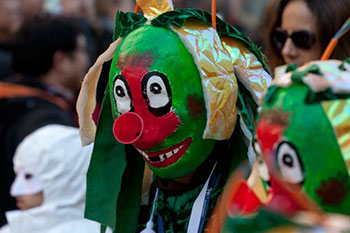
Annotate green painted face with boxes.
[256,83,350,214]
[109,25,215,179]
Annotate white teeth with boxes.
[136,143,184,163]
[160,154,166,162]
[166,151,173,157]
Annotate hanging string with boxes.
[211,0,217,30]
[134,3,140,13]
[140,189,159,233]
[321,17,350,60]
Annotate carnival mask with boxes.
[256,60,350,214]
[110,25,215,179]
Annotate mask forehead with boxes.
[109,25,205,115]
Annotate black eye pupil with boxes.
[283,154,293,167]
[25,174,33,179]
[116,86,126,97]
[150,83,162,94]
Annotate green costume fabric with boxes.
[84,9,269,233]
[85,91,145,233]
[137,168,224,233]
[153,177,224,233]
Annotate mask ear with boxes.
[84,90,145,231]
[77,38,122,146]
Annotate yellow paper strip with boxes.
[136,0,173,21]
[322,99,350,174]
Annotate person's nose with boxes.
[281,38,298,62]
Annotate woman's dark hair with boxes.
[13,16,82,77]
[262,0,350,71]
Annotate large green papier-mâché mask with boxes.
[109,25,215,179]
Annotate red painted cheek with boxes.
[257,119,304,214]
[316,176,349,205]
[121,67,181,151]
[187,95,204,118]
[256,119,284,158]
[267,177,303,215]
[134,110,180,150]
[256,119,286,186]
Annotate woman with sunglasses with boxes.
[262,0,350,71]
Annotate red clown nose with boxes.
[113,112,144,144]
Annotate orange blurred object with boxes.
[211,0,217,29]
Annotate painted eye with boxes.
[144,73,169,108]
[113,75,133,114]
[276,141,304,184]
[254,142,270,183]
[142,71,172,116]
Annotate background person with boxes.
[20,0,45,21]
[262,0,350,71]
[0,16,88,227]
[0,125,99,233]
[0,0,21,80]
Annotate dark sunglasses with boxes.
[272,28,316,50]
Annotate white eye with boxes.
[254,142,270,182]
[276,141,304,184]
[146,75,169,108]
[113,76,132,114]
[142,72,172,116]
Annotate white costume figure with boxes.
[0,125,99,233]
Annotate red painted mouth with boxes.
[135,137,192,168]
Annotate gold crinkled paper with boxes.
[136,0,173,21]
[172,21,238,140]
[221,37,271,105]
[322,99,350,174]
[171,20,271,140]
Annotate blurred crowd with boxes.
[0,0,272,77]
[0,0,349,232]
[0,0,134,82]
